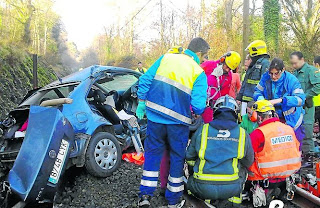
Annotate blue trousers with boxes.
[139,120,189,205]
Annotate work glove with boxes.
[252,185,266,207]
[304,97,314,108]
[136,101,146,119]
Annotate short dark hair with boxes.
[247,101,255,108]
[314,56,320,65]
[187,37,210,54]
[290,51,304,60]
[138,61,142,64]
[269,58,285,71]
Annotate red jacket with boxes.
[200,61,232,123]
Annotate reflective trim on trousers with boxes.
[146,100,192,124]
[261,169,297,178]
[154,74,192,95]
[168,175,184,183]
[228,196,242,204]
[293,89,304,94]
[141,179,157,187]
[256,83,264,91]
[143,170,159,177]
[294,113,303,130]
[167,184,184,192]
[243,96,253,101]
[258,157,301,169]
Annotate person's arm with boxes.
[137,56,164,100]
[249,129,265,153]
[253,73,267,101]
[191,72,208,115]
[240,132,254,169]
[236,73,242,93]
[282,78,305,107]
[186,126,202,166]
[307,67,320,98]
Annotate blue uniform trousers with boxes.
[139,120,189,205]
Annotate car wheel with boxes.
[85,132,121,177]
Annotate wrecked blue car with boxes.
[0,65,146,205]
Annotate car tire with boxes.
[85,132,121,177]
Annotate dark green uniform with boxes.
[293,63,320,153]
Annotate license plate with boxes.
[48,139,69,184]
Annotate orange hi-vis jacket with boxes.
[248,121,301,181]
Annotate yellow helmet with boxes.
[245,40,267,57]
[167,46,184,54]
[252,100,275,113]
[221,51,241,70]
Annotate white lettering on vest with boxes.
[217,130,231,138]
[271,135,293,145]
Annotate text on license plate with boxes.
[48,139,69,184]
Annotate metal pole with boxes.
[32,54,38,89]
[294,185,320,206]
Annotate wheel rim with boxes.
[94,138,118,170]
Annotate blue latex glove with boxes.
[136,101,146,119]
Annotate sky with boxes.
[54,0,263,51]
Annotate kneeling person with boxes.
[186,95,254,207]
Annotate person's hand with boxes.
[269,98,282,105]
[136,100,146,119]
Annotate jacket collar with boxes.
[184,49,200,65]
[297,63,308,73]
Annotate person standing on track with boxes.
[136,37,209,208]
[291,51,320,157]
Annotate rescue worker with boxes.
[186,95,254,207]
[291,51,320,155]
[253,58,306,146]
[241,54,252,82]
[248,100,301,206]
[202,51,241,123]
[136,37,209,207]
[237,40,270,115]
[240,101,258,134]
[229,66,242,99]
[136,61,147,74]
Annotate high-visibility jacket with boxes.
[248,121,301,181]
[313,94,320,107]
[146,53,205,124]
[187,124,247,182]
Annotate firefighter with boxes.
[136,61,148,74]
[136,37,209,208]
[186,95,254,207]
[291,51,320,155]
[237,40,270,115]
[248,100,301,206]
[253,58,306,147]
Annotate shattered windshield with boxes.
[97,74,138,92]
[19,83,79,106]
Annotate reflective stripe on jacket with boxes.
[146,53,204,124]
[192,124,246,182]
[253,71,305,130]
[248,121,301,180]
[238,57,269,102]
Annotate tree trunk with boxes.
[23,0,34,46]
[225,0,234,50]
[242,0,250,65]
